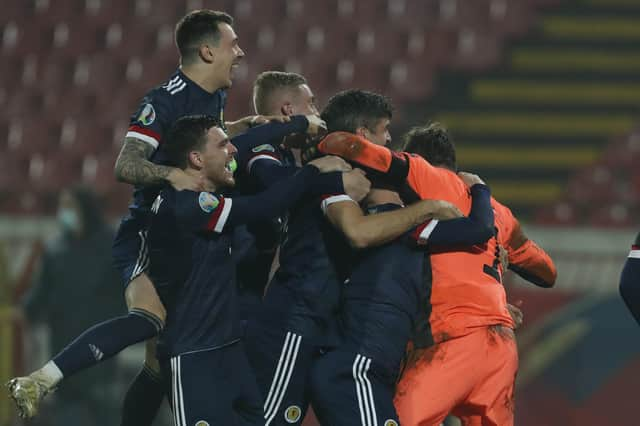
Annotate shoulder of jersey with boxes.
[161,74,189,96]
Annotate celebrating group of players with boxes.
[7,9,558,426]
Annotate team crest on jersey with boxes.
[198,192,219,213]
[284,405,301,423]
[252,143,276,153]
[138,103,156,126]
[384,421,398,426]
[195,421,210,426]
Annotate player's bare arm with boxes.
[326,198,461,249]
[115,138,204,191]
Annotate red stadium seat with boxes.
[388,61,435,102]
[285,0,338,22]
[448,29,502,70]
[534,201,580,226]
[567,165,617,204]
[0,53,26,88]
[385,0,440,27]
[588,203,637,228]
[233,0,286,26]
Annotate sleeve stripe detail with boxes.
[128,125,161,141]
[205,197,226,232]
[320,194,355,215]
[214,198,233,233]
[632,245,640,250]
[629,250,640,259]
[126,131,159,149]
[417,219,439,243]
[247,154,281,173]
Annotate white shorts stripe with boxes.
[264,332,293,412]
[264,332,302,425]
[266,334,302,425]
[353,355,368,426]
[126,131,159,149]
[177,356,186,426]
[171,358,180,426]
[359,356,373,426]
[361,357,378,426]
[629,250,640,259]
[131,231,148,280]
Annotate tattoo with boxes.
[114,138,174,186]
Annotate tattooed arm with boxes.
[114,138,203,190]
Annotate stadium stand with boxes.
[0,0,637,226]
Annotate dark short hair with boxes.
[175,10,234,64]
[403,122,457,171]
[253,71,308,115]
[321,89,393,133]
[163,115,223,168]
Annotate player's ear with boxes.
[355,126,369,139]
[188,150,204,169]
[281,103,293,116]
[199,43,215,64]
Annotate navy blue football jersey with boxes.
[339,203,429,372]
[325,185,495,372]
[620,232,640,326]
[146,164,332,357]
[124,70,227,222]
[246,147,349,337]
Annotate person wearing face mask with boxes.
[19,187,123,426]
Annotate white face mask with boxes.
[57,208,80,232]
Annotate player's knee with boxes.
[126,274,167,323]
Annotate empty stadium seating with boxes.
[5,0,635,226]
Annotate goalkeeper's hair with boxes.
[321,89,393,133]
[253,71,308,115]
[402,122,457,171]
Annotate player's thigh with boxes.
[124,273,166,322]
[458,326,518,426]
[246,326,314,425]
[232,343,265,426]
[143,338,162,372]
[394,336,480,426]
[311,351,399,426]
[169,351,235,426]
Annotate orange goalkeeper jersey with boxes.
[319,133,515,343]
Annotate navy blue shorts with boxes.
[112,217,148,288]
[310,349,400,426]
[165,342,263,426]
[244,318,318,426]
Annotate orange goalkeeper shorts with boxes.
[394,325,518,426]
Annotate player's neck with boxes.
[180,65,222,94]
[185,169,216,192]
